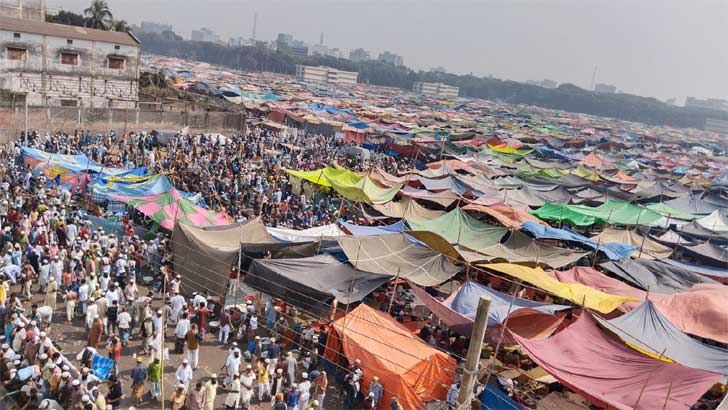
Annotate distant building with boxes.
[0,15,141,107]
[429,66,448,74]
[140,21,173,34]
[526,79,558,89]
[295,65,358,86]
[594,83,617,94]
[685,97,728,112]
[349,48,370,62]
[0,0,45,21]
[705,118,728,134]
[191,27,221,43]
[378,51,403,66]
[309,44,344,59]
[276,33,294,46]
[413,82,459,98]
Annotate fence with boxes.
[0,104,246,144]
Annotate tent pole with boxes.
[632,347,667,410]
[160,196,182,410]
[455,296,491,410]
[482,282,520,390]
[387,267,401,315]
[661,382,673,410]
[591,237,601,268]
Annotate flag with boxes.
[91,354,115,380]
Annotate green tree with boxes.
[46,10,86,27]
[84,0,113,30]
[111,19,129,32]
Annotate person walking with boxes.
[171,383,188,410]
[257,358,271,402]
[187,381,205,410]
[203,374,218,410]
[186,323,202,370]
[175,359,193,389]
[239,364,256,409]
[147,357,162,401]
[130,356,148,406]
[224,372,241,409]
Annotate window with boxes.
[107,56,125,70]
[7,47,27,61]
[13,33,20,39]
[67,39,73,45]
[60,99,78,107]
[114,45,120,50]
[60,52,79,65]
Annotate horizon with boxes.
[45,0,728,104]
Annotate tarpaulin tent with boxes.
[370,197,445,221]
[266,224,344,242]
[646,202,697,221]
[660,259,728,283]
[649,284,728,344]
[531,201,664,226]
[595,300,728,375]
[679,242,728,268]
[408,280,568,335]
[244,255,390,311]
[339,220,407,236]
[544,266,644,312]
[400,186,460,208]
[520,221,635,260]
[591,228,673,259]
[600,258,718,294]
[172,218,277,297]
[406,208,508,253]
[324,304,456,409]
[476,231,589,268]
[285,167,402,204]
[665,195,722,216]
[462,203,545,229]
[336,234,461,286]
[91,174,198,204]
[578,152,613,168]
[481,263,635,313]
[22,146,135,176]
[479,383,523,410]
[696,209,728,234]
[511,313,722,410]
[112,189,229,230]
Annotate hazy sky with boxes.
[47,0,728,102]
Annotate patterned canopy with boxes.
[112,189,229,230]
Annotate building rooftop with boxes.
[0,15,140,46]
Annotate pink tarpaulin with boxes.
[512,313,722,410]
[547,268,728,343]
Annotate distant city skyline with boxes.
[46,0,728,103]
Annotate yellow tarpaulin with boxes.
[285,167,402,204]
[479,263,636,313]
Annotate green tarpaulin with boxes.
[531,201,663,226]
[646,202,697,221]
[407,208,508,253]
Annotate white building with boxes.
[295,65,358,87]
[413,82,459,98]
[191,27,221,44]
[0,15,141,108]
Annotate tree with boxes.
[46,10,86,27]
[84,0,113,30]
[111,20,129,32]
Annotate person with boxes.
[222,348,241,388]
[171,383,187,410]
[117,306,132,346]
[390,397,403,410]
[44,277,58,309]
[299,372,311,410]
[239,364,255,409]
[187,381,205,410]
[130,356,148,406]
[88,315,103,348]
[257,358,271,402]
[363,392,376,409]
[147,357,162,401]
[224,372,241,409]
[186,323,201,370]
[369,376,383,408]
[271,368,287,397]
[218,308,232,344]
[197,302,209,338]
[106,374,123,410]
[273,393,288,410]
[175,312,191,354]
[63,288,77,323]
[140,313,154,354]
[287,384,301,410]
[203,374,218,410]
[313,371,327,409]
[446,383,459,408]
[285,351,297,384]
[305,400,320,410]
[175,359,193,389]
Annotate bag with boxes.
[261,392,272,402]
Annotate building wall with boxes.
[413,82,459,98]
[296,65,358,86]
[0,0,44,22]
[0,106,245,144]
[0,28,140,107]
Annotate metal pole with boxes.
[24,95,28,145]
[456,297,491,410]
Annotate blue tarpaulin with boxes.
[520,221,636,260]
[339,220,407,236]
[309,104,352,115]
[91,354,115,380]
[479,383,522,410]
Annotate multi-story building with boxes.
[191,27,221,43]
[0,15,141,108]
[309,44,344,59]
[295,65,358,86]
[349,48,370,62]
[412,82,459,98]
[378,51,403,66]
[0,0,45,21]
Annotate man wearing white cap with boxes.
[38,398,63,409]
[203,374,218,410]
[299,372,312,410]
[222,348,241,387]
[257,358,271,402]
[12,322,25,352]
[175,359,193,388]
[369,375,383,408]
[240,364,256,408]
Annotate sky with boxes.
[46,0,728,103]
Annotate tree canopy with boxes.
[83,0,113,30]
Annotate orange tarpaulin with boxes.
[324,304,456,409]
[579,152,613,168]
[462,203,547,228]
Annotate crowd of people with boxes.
[0,128,424,410]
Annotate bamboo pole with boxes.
[456,297,491,410]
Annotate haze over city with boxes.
[46,0,728,103]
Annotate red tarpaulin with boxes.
[512,313,722,410]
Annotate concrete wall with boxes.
[0,106,245,144]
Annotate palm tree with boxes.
[84,0,113,30]
[111,19,129,32]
